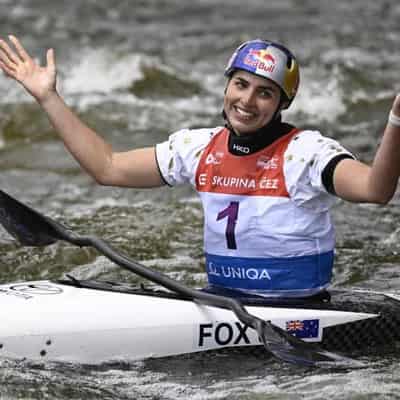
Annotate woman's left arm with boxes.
[333,94,400,204]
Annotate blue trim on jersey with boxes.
[205,251,334,292]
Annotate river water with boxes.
[1,0,400,398]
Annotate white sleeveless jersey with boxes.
[156,127,352,297]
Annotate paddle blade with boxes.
[256,319,364,368]
[0,190,60,246]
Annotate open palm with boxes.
[0,35,56,103]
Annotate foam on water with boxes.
[62,48,146,95]
[288,65,346,124]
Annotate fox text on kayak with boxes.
[197,322,257,348]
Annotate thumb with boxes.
[46,48,56,72]
[392,94,400,116]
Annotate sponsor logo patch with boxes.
[232,144,250,154]
[244,48,276,73]
[205,152,224,165]
[0,283,63,300]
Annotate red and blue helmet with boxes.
[224,39,300,108]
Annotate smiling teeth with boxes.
[235,107,255,117]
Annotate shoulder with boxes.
[169,126,223,142]
[284,130,353,210]
[285,130,353,168]
[288,129,329,148]
[288,130,349,154]
[158,126,218,153]
[163,126,223,156]
[155,126,223,186]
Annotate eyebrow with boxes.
[234,76,278,92]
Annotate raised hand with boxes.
[0,35,57,104]
[392,94,400,117]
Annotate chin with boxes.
[232,122,259,135]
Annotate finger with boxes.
[46,48,55,71]
[0,38,20,65]
[0,59,16,78]
[0,48,17,70]
[392,94,400,113]
[8,35,30,62]
[392,94,400,106]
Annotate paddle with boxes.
[0,189,360,368]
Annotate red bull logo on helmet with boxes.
[244,48,276,73]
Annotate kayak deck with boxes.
[58,278,400,354]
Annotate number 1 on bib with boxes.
[216,201,239,250]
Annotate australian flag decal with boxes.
[286,319,319,338]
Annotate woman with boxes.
[1,36,400,298]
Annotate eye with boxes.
[233,79,247,89]
[259,89,273,98]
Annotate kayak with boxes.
[0,277,399,364]
[0,188,399,366]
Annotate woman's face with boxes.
[223,70,283,135]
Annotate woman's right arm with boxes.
[0,35,164,188]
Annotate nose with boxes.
[240,88,257,107]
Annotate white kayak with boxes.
[0,278,393,364]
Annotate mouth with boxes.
[233,105,257,120]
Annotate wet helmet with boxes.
[224,39,299,109]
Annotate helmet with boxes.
[224,39,299,108]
